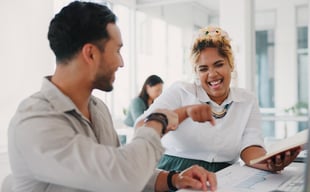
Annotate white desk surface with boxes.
[178,162,305,192]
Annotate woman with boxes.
[124,74,164,127]
[138,26,300,173]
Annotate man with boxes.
[8,1,216,192]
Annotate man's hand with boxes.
[173,165,217,191]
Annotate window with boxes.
[255,4,309,139]
[255,10,276,137]
[256,30,275,137]
[256,30,275,109]
[296,5,309,131]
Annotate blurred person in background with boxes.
[124,74,164,127]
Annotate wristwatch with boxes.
[167,170,179,191]
[144,112,168,135]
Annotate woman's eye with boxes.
[215,63,224,67]
[199,68,208,72]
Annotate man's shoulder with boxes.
[17,91,52,113]
[90,95,110,112]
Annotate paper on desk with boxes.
[177,163,304,192]
[215,163,304,192]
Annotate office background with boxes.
[0,0,309,153]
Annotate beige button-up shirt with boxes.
[8,77,164,192]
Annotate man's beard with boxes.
[93,75,114,92]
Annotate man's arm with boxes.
[154,165,217,192]
[13,113,166,191]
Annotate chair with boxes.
[1,174,13,192]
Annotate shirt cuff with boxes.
[134,128,164,192]
[134,126,165,156]
[143,169,161,192]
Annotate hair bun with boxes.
[198,25,231,41]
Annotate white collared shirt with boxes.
[138,81,265,163]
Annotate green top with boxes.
[124,97,147,127]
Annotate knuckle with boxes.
[192,165,200,169]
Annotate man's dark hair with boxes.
[48,1,116,63]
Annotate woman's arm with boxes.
[174,104,215,125]
[130,97,147,121]
[241,146,268,170]
[241,145,301,172]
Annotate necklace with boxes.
[206,101,233,119]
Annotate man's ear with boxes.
[81,43,96,64]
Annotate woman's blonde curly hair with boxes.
[190,26,234,71]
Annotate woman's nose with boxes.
[208,68,217,76]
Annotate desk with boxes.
[178,162,305,192]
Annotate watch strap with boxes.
[167,170,179,191]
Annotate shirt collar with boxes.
[186,82,247,106]
[40,76,97,114]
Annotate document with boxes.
[249,129,308,165]
[215,163,304,192]
[177,162,305,192]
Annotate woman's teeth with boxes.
[209,80,221,86]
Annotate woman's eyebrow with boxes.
[214,59,225,64]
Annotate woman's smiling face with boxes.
[196,47,232,105]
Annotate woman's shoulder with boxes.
[169,81,195,92]
[130,96,145,106]
[131,96,143,102]
[230,87,257,102]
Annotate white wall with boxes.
[219,0,255,90]
[136,2,211,86]
[0,0,54,152]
